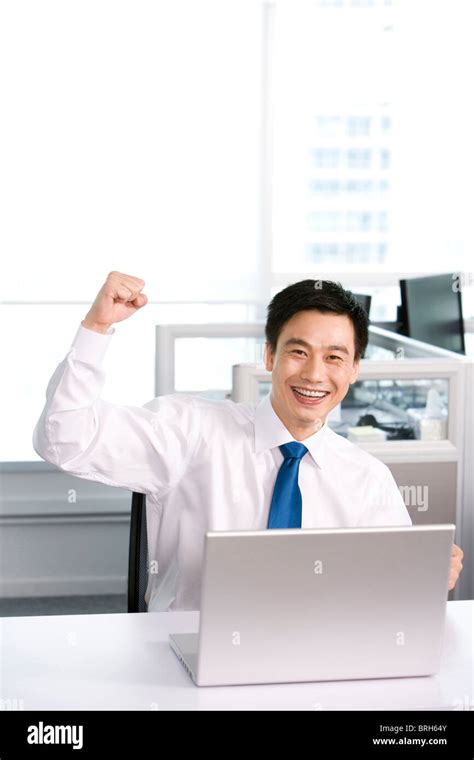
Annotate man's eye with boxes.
[328,354,342,361]
[292,349,306,356]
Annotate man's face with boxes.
[264,309,360,439]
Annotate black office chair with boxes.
[127,492,149,612]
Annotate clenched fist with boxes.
[82,271,148,333]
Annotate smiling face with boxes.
[264,309,360,441]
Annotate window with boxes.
[0,0,262,462]
[347,149,372,169]
[271,0,474,279]
[347,116,371,137]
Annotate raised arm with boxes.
[32,272,200,495]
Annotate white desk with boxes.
[1,601,472,711]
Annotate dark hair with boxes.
[265,279,369,360]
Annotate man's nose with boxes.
[300,355,327,384]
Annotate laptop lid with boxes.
[194,525,454,686]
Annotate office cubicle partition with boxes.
[154,323,265,398]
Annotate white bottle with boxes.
[419,388,447,441]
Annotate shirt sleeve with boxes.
[32,323,201,497]
[357,462,413,527]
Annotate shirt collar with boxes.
[254,392,329,469]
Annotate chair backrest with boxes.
[127,491,149,612]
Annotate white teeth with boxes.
[293,388,328,398]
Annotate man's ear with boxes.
[349,359,360,385]
[263,342,274,372]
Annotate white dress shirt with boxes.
[33,323,412,611]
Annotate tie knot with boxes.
[279,442,309,461]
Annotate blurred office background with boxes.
[0,0,473,615]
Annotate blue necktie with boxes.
[267,442,309,529]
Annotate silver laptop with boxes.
[169,524,454,687]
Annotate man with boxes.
[33,272,463,610]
